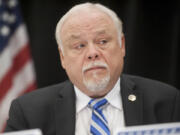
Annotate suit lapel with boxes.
[121,74,143,126]
[55,81,76,135]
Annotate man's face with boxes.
[59,10,125,97]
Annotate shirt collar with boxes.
[104,78,122,110]
[74,78,122,113]
[74,85,91,113]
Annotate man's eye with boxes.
[77,44,85,49]
[99,40,107,44]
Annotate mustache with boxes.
[82,61,108,72]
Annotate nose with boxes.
[87,44,100,60]
[88,54,98,60]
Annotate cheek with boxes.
[64,56,84,75]
[104,48,124,72]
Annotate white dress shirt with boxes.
[74,78,125,135]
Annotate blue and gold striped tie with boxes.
[88,98,110,135]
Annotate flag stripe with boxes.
[0,44,31,103]
[0,24,28,82]
[0,61,36,131]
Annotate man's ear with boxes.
[121,35,126,57]
[58,47,66,69]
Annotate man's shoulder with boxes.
[16,80,73,105]
[122,74,179,95]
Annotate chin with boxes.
[83,75,110,93]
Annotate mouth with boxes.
[85,66,106,72]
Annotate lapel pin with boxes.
[128,94,136,102]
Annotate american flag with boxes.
[0,0,37,132]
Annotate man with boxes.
[5,2,180,135]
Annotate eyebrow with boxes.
[95,30,107,35]
[69,34,81,39]
[96,30,106,34]
[64,34,81,44]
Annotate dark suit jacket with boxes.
[5,74,180,135]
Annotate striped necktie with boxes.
[88,98,110,135]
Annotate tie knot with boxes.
[88,98,108,111]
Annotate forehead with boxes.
[60,10,116,38]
